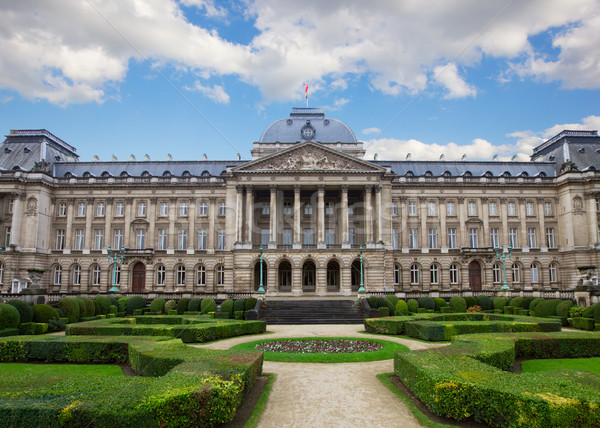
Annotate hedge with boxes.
[0,304,20,329]
[175,298,189,315]
[18,322,48,335]
[125,296,147,315]
[200,298,216,314]
[74,298,87,318]
[407,299,419,314]
[509,296,524,308]
[164,300,177,313]
[394,332,600,427]
[533,299,561,318]
[449,296,467,313]
[465,296,478,309]
[57,298,80,323]
[149,298,166,314]
[187,298,202,312]
[529,297,544,311]
[220,299,234,317]
[32,304,59,324]
[433,298,447,312]
[83,298,96,317]
[417,297,435,310]
[476,295,493,311]
[234,299,246,314]
[6,300,32,324]
[492,297,508,310]
[556,300,573,317]
[395,300,409,316]
[245,298,258,311]
[572,317,596,331]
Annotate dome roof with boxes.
[259,108,357,143]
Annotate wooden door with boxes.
[132,262,146,292]
[468,261,482,291]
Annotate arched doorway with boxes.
[302,261,316,292]
[468,261,482,291]
[327,260,340,292]
[351,260,361,292]
[278,260,292,292]
[132,262,146,292]
[254,260,267,291]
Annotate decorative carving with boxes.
[573,196,584,211]
[25,197,37,216]
[31,160,52,174]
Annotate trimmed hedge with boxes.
[465,296,478,309]
[433,298,447,312]
[529,297,544,311]
[572,317,596,331]
[556,300,574,317]
[395,300,409,316]
[149,297,166,314]
[83,298,96,317]
[492,297,508,310]
[0,304,20,329]
[75,298,87,318]
[164,300,177,313]
[57,298,80,323]
[417,297,435,310]
[187,298,202,312]
[234,299,246,314]
[220,299,234,318]
[509,296,524,308]
[18,322,48,335]
[533,299,561,318]
[476,295,493,311]
[7,300,33,324]
[200,298,216,314]
[176,298,190,315]
[125,296,147,315]
[245,298,257,311]
[449,296,467,313]
[32,304,59,324]
[407,299,419,314]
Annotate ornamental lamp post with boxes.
[357,245,366,293]
[494,244,512,291]
[257,245,265,294]
[107,246,126,293]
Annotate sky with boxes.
[0,0,599,163]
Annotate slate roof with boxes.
[531,130,600,172]
[53,160,247,177]
[374,160,556,177]
[0,130,78,171]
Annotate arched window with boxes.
[326,260,340,291]
[163,171,172,177]
[493,263,501,283]
[449,263,458,284]
[120,171,129,177]
[302,261,316,289]
[101,171,111,177]
[530,263,539,283]
[156,265,166,286]
[511,263,520,283]
[196,265,206,286]
[549,263,558,282]
[278,260,292,291]
[430,265,439,284]
[176,265,186,286]
[53,266,62,285]
[216,265,225,285]
[91,265,101,286]
[410,264,420,285]
[393,264,401,285]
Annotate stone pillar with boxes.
[64,198,75,251]
[104,198,113,250]
[84,198,93,251]
[537,197,546,249]
[374,186,382,243]
[269,185,277,249]
[419,197,427,250]
[482,197,489,247]
[317,185,325,248]
[208,197,216,252]
[519,197,527,249]
[458,197,466,247]
[400,197,408,249]
[588,196,598,245]
[124,198,133,248]
[148,198,156,249]
[245,186,253,245]
[188,198,196,252]
[500,197,509,246]
[291,265,302,296]
[167,198,176,251]
[293,185,301,248]
[439,198,447,251]
[9,193,24,249]
[341,185,349,247]
[364,185,373,244]
[235,186,243,244]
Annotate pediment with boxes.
[233,142,384,173]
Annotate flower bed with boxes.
[256,339,383,354]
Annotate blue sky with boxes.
[0,0,599,163]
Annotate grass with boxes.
[522,357,600,375]
[244,373,276,428]
[0,363,124,376]
[230,337,409,363]
[377,373,459,428]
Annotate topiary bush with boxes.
[417,297,435,310]
[233,299,246,314]
[164,300,177,313]
[108,305,117,315]
[407,299,419,314]
[93,299,101,317]
[57,298,81,323]
[509,297,524,308]
[188,298,202,312]
[75,298,87,318]
[465,296,478,308]
[594,304,600,323]
[377,297,387,309]
[150,298,166,314]
[83,298,96,317]
[245,298,257,311]
[220,299,234,317]
[125,296,147,315]
[32,304,59,323]
[367,296,378,308]
[379,307,390,317]
[569,306,584,318]
[449,296,467,313]
[533,299,561,318]
[529,298,544,311]
[556,300,574,317]
[200,298,216,314]
[433,298,447,312]
[476,295,493,311]
[492,297,508,310]
[176,298,190,315]
[0,303,20,329]
[386,295,399,307]
[93,296,110,315]
[395,300,409,316]
[7,300,33,324]
[521,297,535,309]
[118,297,130,314]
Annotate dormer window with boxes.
[23,147,31,153]
[4,148,11,153]
[548,155,556,161]
[578,147,585,153]
[54,155,61,161]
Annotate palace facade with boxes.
[0,108,599,296]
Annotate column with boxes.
[587,195,598,245]
[64,198,75,251]
[235,186,243,244]
[148,198,156,249]
[482,197,489,247]
[374,186,382,243]
[124,197,133,248]
[167,198,176,251]
[269,184,277,249]
[317,185,325,248]
[208,197,216,252]
[519,197,527,249]
[500,197,509,247]
[104,198,113,250]
[364,185,373,244]
[84,198,93,251]
[419,197,427,250]
[458,197,466,248]
[341,185,349,247]
[188,198,196,252]
[400,197,408,249]
[9,192,24,249]
[245,186,253,246]
[537,197,546,249]
[439,198,447,251]
[293,185,301,248]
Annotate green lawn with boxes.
[0,363,124,376]
[522,357,600,375]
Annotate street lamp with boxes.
[495,244,512,291]
[257,245,265,294]
[107,246,126,293]
[357,245,366,293]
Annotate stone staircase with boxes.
[259,299,365,324]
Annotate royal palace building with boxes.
[0,108,599,297]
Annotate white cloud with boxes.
[179,0,228,18]
[186,81,230,103]
[362,127,381,135]
[433,63,476,99]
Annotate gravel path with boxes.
[193,324,444,427]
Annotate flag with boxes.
[303,82,308,99]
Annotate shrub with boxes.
[433,298,447,312]
[188,298,202,312]
[594,304,600,322]
[376,297,387,309]
[94,296,111,315]
[449,297,467,313]
[47,318,66,332]
[476,295,493,311]
[32,304,59,323]
[245,298,257,311]
[467,305,482,313]
[582,303,596,319]
[533,299,561,318]
[176,298,190,315]
[200,298,216,314]
[407,299,419,314]
[395,300,409,316]
[367,296,378,308]
[379,307,390,317]
[108,305,117,315]
[529,297,544,311]
[164,300,177,313]
[57,298,81,323]
[234,299,246,314]
[7,300,33,324]
[509,297,524,308]
[0,304,20,329]
[75,298,87,318]
[572,317,596,331]
[83,298,96,317]
[125,296,146,315]
[556,300,574,317]
[385,295,399,307]
[118,297,130,314]
[109,297,119,308]
[569,306,584,318]
[521,297,535,309]
[492,297,508,310]
[220,299,234,317]
[18,322,48,335]
[465,296,478,309]
[417,297,435,310]
[149,298,166,314]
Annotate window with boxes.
[507,201,516,216]
[549,263,558,282]
[469,228,478,248]
[77,202,86,216]
[527,227,536,248]
[392,229,399,250]
[197,229,207,250]
[56,229,65,250]
[53,266,62,285]
[198,202,207,216]
[596,198,600,212]
[160,202,169,216]
[156,265,166,285]
[325,202,334,215]
[136,229,145,249]
[408,201,417,215]
[446,201,455,216]
[111,265,121,286]
[530,264,539,282]
[283,201,292,215]
[512,263,520,282]
[393,265,400,285]
[260,229,270,246]
[348,202,354,215]
[489,202,497,216]
[447,228,457,249]
[544,202,553,216]
[196,265,206,286]
[391,201,398,216]
[137,202,146,216]
[493,263,501,283]
[546,228,555,248]
[468,201,476,216]
[509,228,518,248]
[430,265,439,284]
[409,228,419,249]
[449,264,458,284]
[113,229,123,249]
[348,228,355,245]
[490,228,499,248]
[526,201,535,216]
[410,264,420,284]
[115,202,124,217]
[176,266,186,286]
[179,202,188,216]
[216,265,225,285]
[218,202,226,216]
[92,265,101,286]
[94,229,103,250]
[427,202,436,216]
[72,265,81,285]
[217,229,225,250]
[303,228,314,246]
[325,228,335,246]
[177,229,187,250]
[282,229,292,247]
[58,203,67,217]
[261,202,270,215]
[304,203,313,215]
[428,228,438,249]
[75,229,84,250]
[96,202,105,217]
[7,199,13,214]
[158,229,167,250]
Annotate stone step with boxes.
[260,299,365,324]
